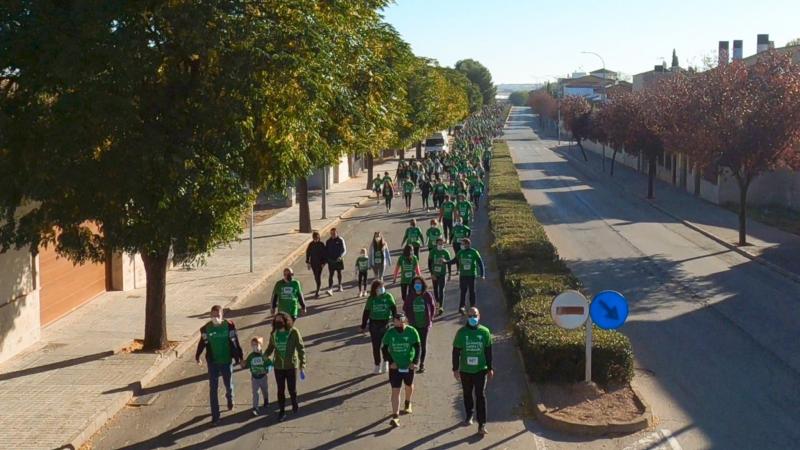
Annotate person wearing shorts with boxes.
[381,313,420,428]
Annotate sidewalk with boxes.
[0,152,409,450]
[540,132,800,282]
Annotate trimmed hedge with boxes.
[489,141,634,385]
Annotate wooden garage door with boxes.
[39,245,106,326]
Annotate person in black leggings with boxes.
[305,231,327,298]
[360,280,398,374]
[420,176,432,211]
[265,312,306,422]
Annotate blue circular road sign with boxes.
[589,291,629,330]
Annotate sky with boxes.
[382,0,800,84]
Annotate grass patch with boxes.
[489,141,634,385]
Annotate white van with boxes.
[424,131,449,155]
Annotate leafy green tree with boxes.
[508,91,530,106]
[455,59,496,105]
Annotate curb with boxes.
[528,380,652,436]
[552,144,800,286]
[72,170,390,450]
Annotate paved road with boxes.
[505,107,800,450]
[90,173,548,449]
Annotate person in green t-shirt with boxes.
[482,148,492,173]
[265,312,306,422]
[447,238,485,315]
[392,245,421,302]
[451,218,471,255]
[469,179,485,211]
[402,177,415,213]
[372,176,384,203]
[381,313,421,428]
[429,237,452,315]
[439,195,457,242]
[243,336,273,416]
[456,194,473,227]
[452,307,493,435]
[355,248,370,297]
[195,304,244,424]
[382,179,394,213]
[433,177,447,209]
[401,219,424,259]
[271,268,307,320]
[402,277,437,373]
[360,279,398,374]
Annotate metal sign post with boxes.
[321,167,328,219]
[585,316,593,383]
[249,204,254,273]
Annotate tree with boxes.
[559,96,593,161]
[787,38,800,46]
[508,91,530,106]
[0,1,391,350]
[528,90,558,130]
[455,59,496,105]
[596,94,635,176]
[676,52,800,245]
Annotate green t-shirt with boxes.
[452,224,471,244]
[273,279,302,317]
[274,330,290,359]
[372,244,384,265]
[404,227,423,247]
[453,325,492,374]
[398,255,419,283]
[403,180,415,194]
[434,183,447,195]
[429,248,452,277]
[372,177,383,190]
[457,200,472,219]
[410,295,428,328]
[245,351,272,377]
[365,292,396,321]
[470,180,485,195]
[483,149,492,160]
[456,248,482,277]
[356,256,369,272]
[426,226,443,249]
[441,201,456,220]
[446,185,458,197]
[382,325,421,370]
[205,321,232,364]
[382,183,393,198]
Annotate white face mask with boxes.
[252,344,261,352]
[378,287,386,295]
[211,317,223,325]
[437,245,444,250]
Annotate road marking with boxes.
[660,428,682,450]
[623,429,682,450]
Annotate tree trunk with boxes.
[141,251,170,351]
[297,177,311,233]
[647,156,656,199]
[610,149,618,176]
[366,153,374,190]
[602,145,606,172]
[576,139,588,162]
[399,148,405,160]
[737,178,751,246]
[693,164,701,196]
[415,140,422,159]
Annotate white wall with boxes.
[0,248,40,364]
[563,87,595,97]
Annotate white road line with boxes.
[660,429,682,450]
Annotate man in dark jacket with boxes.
[196,305,244,424]
[325,227,347,295]
[305,231,327,298]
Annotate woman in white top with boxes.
[368,231,392,281]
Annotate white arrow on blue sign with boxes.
[589,290,629,330]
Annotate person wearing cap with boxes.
[271,268,307,321]
[381,312,421,428]
[452,307,493,435]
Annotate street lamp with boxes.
[581,51,607,101]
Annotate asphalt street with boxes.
[505,107,800,450]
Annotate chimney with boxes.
[757,34,770,53]
[733,40,743,60]
[718,41,729,65]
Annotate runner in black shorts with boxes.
[381,313,421,428]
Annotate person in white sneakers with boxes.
[354,248,370,297]
[360,280,397,374]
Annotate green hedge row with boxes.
[488,141,634,385]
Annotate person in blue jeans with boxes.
[195,305,244,425]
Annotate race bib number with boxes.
[433,264,442,273]
[413,303,425,312]
[467,356,479,366]
[462,261,472,270]
[404,271,412,279]
[398,368,409,373]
